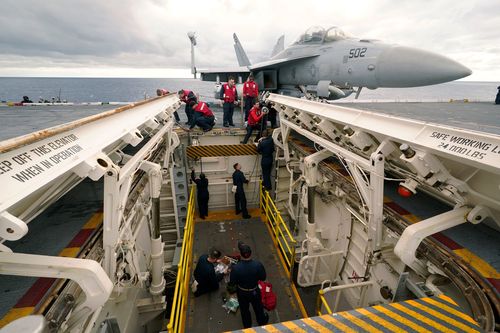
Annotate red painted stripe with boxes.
[14,278,56,308]
[486,278,500,293]
[384,201,411,216]
[431,232,463,250]
[67,229,94,247]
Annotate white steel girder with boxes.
[0,95,181,245]
[0,95,180,329]
[279,117,386,251]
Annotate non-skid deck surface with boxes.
[186,216,303,332]
[230,294,483,333]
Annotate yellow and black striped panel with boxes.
[228,295,483,333]
[186,144,258,159]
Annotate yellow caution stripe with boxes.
[187,144,258,158]
[228,295,483,333]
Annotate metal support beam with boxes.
[0,252,113,313]
[394,206,471,276]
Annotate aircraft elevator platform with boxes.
[0,95,499,332]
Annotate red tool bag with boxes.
[258,280,277,311]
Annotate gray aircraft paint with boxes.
[198,26,471,99]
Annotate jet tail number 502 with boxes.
[349,48,367,58]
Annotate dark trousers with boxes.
[496,92,500,105]
[261,160,272,191]
[173,111,180,122]
[197,193,209,218]
[237,289,268,328]
[194,281,218,297]
[223,102,235,126]
[244,96,256,121]
[185,104,194,124]
[268,108,277,128]
[235,190,248,216]
[196,116,215,131]
[242,124,262,144]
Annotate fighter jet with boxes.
[197,26,472,100]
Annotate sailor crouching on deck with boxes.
[241,101,267,144]
[230,242,269,328]
[193,248,223,297]
[219,76,238,127]
[178,89,197,125]
[232,163,251,219]
[189,101,215,132]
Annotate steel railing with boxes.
[259,182,296,276]
[316,281,373,315]
[167,186,195,333]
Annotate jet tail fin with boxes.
[233,33,251,67]
[270,35,285,58]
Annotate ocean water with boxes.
[0,77,498,103]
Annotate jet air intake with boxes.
[317,80,353,100]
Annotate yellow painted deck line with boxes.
[403,214,421,224]
[338,311,383,333]
[262,212,308,319]
[439,294,458,306]
[241,329,257,333]
[0,307,34,328]
[261,325,283,333]
[453,248,500,279]
[290,282,308,319]
[406,300,480,333]
[300,317,331,332]
[389,303,456,333]
[281,321,307,332]
[82,211,103,229]
[195,208,261,222]
[355,308,406,333]
[383,196,392,203]
[422,297,479,325]
[320,315,357,333]
[372,305,432,333]
[58,247,80,258]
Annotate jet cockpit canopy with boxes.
[293,26,325,44]
[293,26,354,45]
[323,26,354,42]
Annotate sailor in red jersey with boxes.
[190,101,215,132]
[178,89,198,125]
[242,73,258,121]
[241,101,267,144]
[219,77,238,127]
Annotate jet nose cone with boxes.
[376,46,472,87]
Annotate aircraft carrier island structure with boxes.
[0,94,498,332]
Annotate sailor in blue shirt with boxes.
[193,248,222,297]
[256,129,275,191]
[230,243,268,328]
[232,163,251,219]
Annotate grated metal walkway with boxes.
[185,210,304,332]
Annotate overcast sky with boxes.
[0,0,498,80]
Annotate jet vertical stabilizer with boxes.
[270,35,285,58]
[233,33,251,67]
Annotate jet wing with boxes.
[198,66,250,82]
[249,54,320,70]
